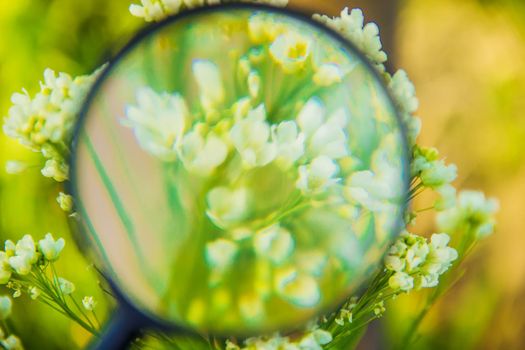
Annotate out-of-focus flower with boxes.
[4,161,27,175]
[82,296,97,311]
[297,156,339,194]
[38,233,65,262]
[296,97,349,160]
[437,190,499,238]
[230,105,277,168]
[271,120,305,168]
[388,70,422,144]
[206,187,250,228]
[313,63,344,87]
[58,278,75,295]
[123,87,188,161]
[193,60,225,115]
[2,335,23,350]
[270,32,312,74]
[253,225,294,265]
[179,129,228,175]
[0,296,12,320]
[56,192,74,212]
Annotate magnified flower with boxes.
[297,156,340,194]
[296,98,349,160]
[270,32,312,74]
[41,159,69,182]
[253,225,295,265]
[275,267,320,308]
[230,105,277,168]
[205,239,239,275]
[272,120,305,168]
[313,63,344,87]
[179,129,228,175]
[123,87,188,161]
[206,187,251,228]
[193,60,225,115]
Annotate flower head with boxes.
[270,32,312,74]
[124,87,188,161]
[38,233,65,262]
[437,190,499,238]
[82,296,97,311]
[58,277,75,295]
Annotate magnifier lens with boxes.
[73,6,408,336]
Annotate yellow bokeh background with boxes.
[0,0,524,348]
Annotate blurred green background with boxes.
[1,0,524,348]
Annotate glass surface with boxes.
[72,6,408,335]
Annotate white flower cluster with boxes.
[3,68,102,182]
[411,145,458,210]
[314,8,387,71]
[313,9,422,146]
[437,190,499,239]
[0,234,65,285]
[385,231,458,292]
[226,327,332,350]
[129,0,289,22]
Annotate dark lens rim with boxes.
[67,1,411,338]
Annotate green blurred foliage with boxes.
[0,1,140,348]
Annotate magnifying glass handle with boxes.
[90,304,145,350]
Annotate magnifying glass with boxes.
[69,3,409,349]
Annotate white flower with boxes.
[179,129,228,175]
[41,159,69,182]
[129,0,179,22]
[2,335,23,350]
[193,60,225,115]
[275,268,320,308]
[313,64,343,87]
[270,32,312,74]
[205,238,239,270]
[271,121,305,168]
[435,184,456,211]
[437,190,499,238]
[8,235,38,275]
[253,225,295,265]
[297,156,339,194]
[58,277,76,295]
[230,105,277,168]
[0,296,12,320]
[29,286,40,300]
[124,87,188,161]
[56,192,74,212]
[0,253,12,285]
[314,8,387,69]
[82,296,97,311]
[8,254,33,276]
[206,187,250,228]
[389,70,418,114]
[4,161,27,175]
[420,233,458,277]
[296,98,349,160]
[344,170,396,212]
[388,70,422,143]
[420,160,457,189]
[38,233,65,262]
